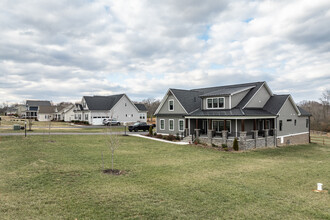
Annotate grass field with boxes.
[0,135,329,219]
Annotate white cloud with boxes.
[0,0,329,105]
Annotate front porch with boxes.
[184,118,277,150]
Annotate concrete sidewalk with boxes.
[129,134,189,145]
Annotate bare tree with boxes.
[103,113,120,172]
[140,98,161,118]
[28,118,34,131]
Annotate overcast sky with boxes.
[1,0,329,105]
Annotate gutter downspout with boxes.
[275,116,278,147]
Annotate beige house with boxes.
[37,106,56,121]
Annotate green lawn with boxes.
[0,135,329,219]
[0,126,126,133]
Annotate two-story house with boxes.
[155,82,311,149]
[25,100,52,119]
[74,94,147,125]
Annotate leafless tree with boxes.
[28,118,34,131]
[103,113,120,171]
[139,98,161,118]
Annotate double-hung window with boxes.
[160,119,165,130]
[169,119,174,131]
[169,100,174,111]
[178,120,184,131]
[206,97,225,109]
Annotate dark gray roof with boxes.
[84,94,124,110]
[38,106,56,114]
[297,106,312,116]
[263,95,289,115]
[26,100,51,107]
[170,89,202,113]
[75,104,83,111]
[200,86,255,97]
[189,108,274,117]
[135,103,147,111]
[164,82,265,114]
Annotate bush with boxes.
[166,135,176,141]
[155,134,163,139]
[149,126,153,136]
[233,138,239,151]
[176,133,181,140]
[221,144,228,151]
[194,138,200,145]
[153,132,157,136]
[211,143,218,148]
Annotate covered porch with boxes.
[184,116,277,149]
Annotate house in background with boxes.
[155,81,311,149]
[25,100,52,119]
[74,94,147,125]
[37,106,56,121]
[57,104,75,122]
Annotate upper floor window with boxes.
[169,99,174,111]
[306,119,309,128]
[279,120,282,131]
[207,97,224,109]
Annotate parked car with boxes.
[103,118,121,126]
[128,122,155,132]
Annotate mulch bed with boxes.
[102,169,126,175]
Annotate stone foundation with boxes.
[277,133,309,146]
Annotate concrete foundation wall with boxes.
[277,133,309,146]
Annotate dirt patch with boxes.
[102,169,126,175]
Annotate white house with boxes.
[37,106,56,121]
[56,104,75,122]
[74,94,147,125]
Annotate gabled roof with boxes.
[170,89,202,113]
[134,103,147,111]
[263,95,289,115]
[26,100,51,107]
[38,106,56,114]
[83,94,124,111]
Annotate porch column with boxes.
[185,119,189,137]
[224,119,227,131]
[240,119,246,150]
[235,119,238,138]
[241,119,245,131]
[195,119,200,137]
[253,119,257,130]
[207,119,213,139]
[264,119,269,136]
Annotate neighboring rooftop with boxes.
[83,94,125,111]
[135,103,147,111]
[26,100,51,107]
[38,106,56,114]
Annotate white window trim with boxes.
[206,97,225,109]
[178,119,184,132]
[212,120,231,133]
[168,99,174,111]
[169,119,174,131]
[160,119,165,130]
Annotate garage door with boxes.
[92,117,105,125]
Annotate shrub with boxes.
[211,143,218,148]
[155,134,163,139]
[176,133,180,140]
[194,138,200,145]
[167,135,176,141]
[149,126,153,136]
[221,144,228,151]
[233,138,239,151]
[153,132,157,136]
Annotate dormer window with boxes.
[169,99,174,111]
[206,97,224,109]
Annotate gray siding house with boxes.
[155,82,311,149]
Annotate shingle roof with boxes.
[26,100,51,107]
[84,94,124,110]
[297,106,312,116]
[199,86,255,97]
[170,89,202,113]
[263,95,289,115]
[135,103,147,111]
[38,106,56,114]
[189,108,274,116]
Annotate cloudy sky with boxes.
[1,0,329,104]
